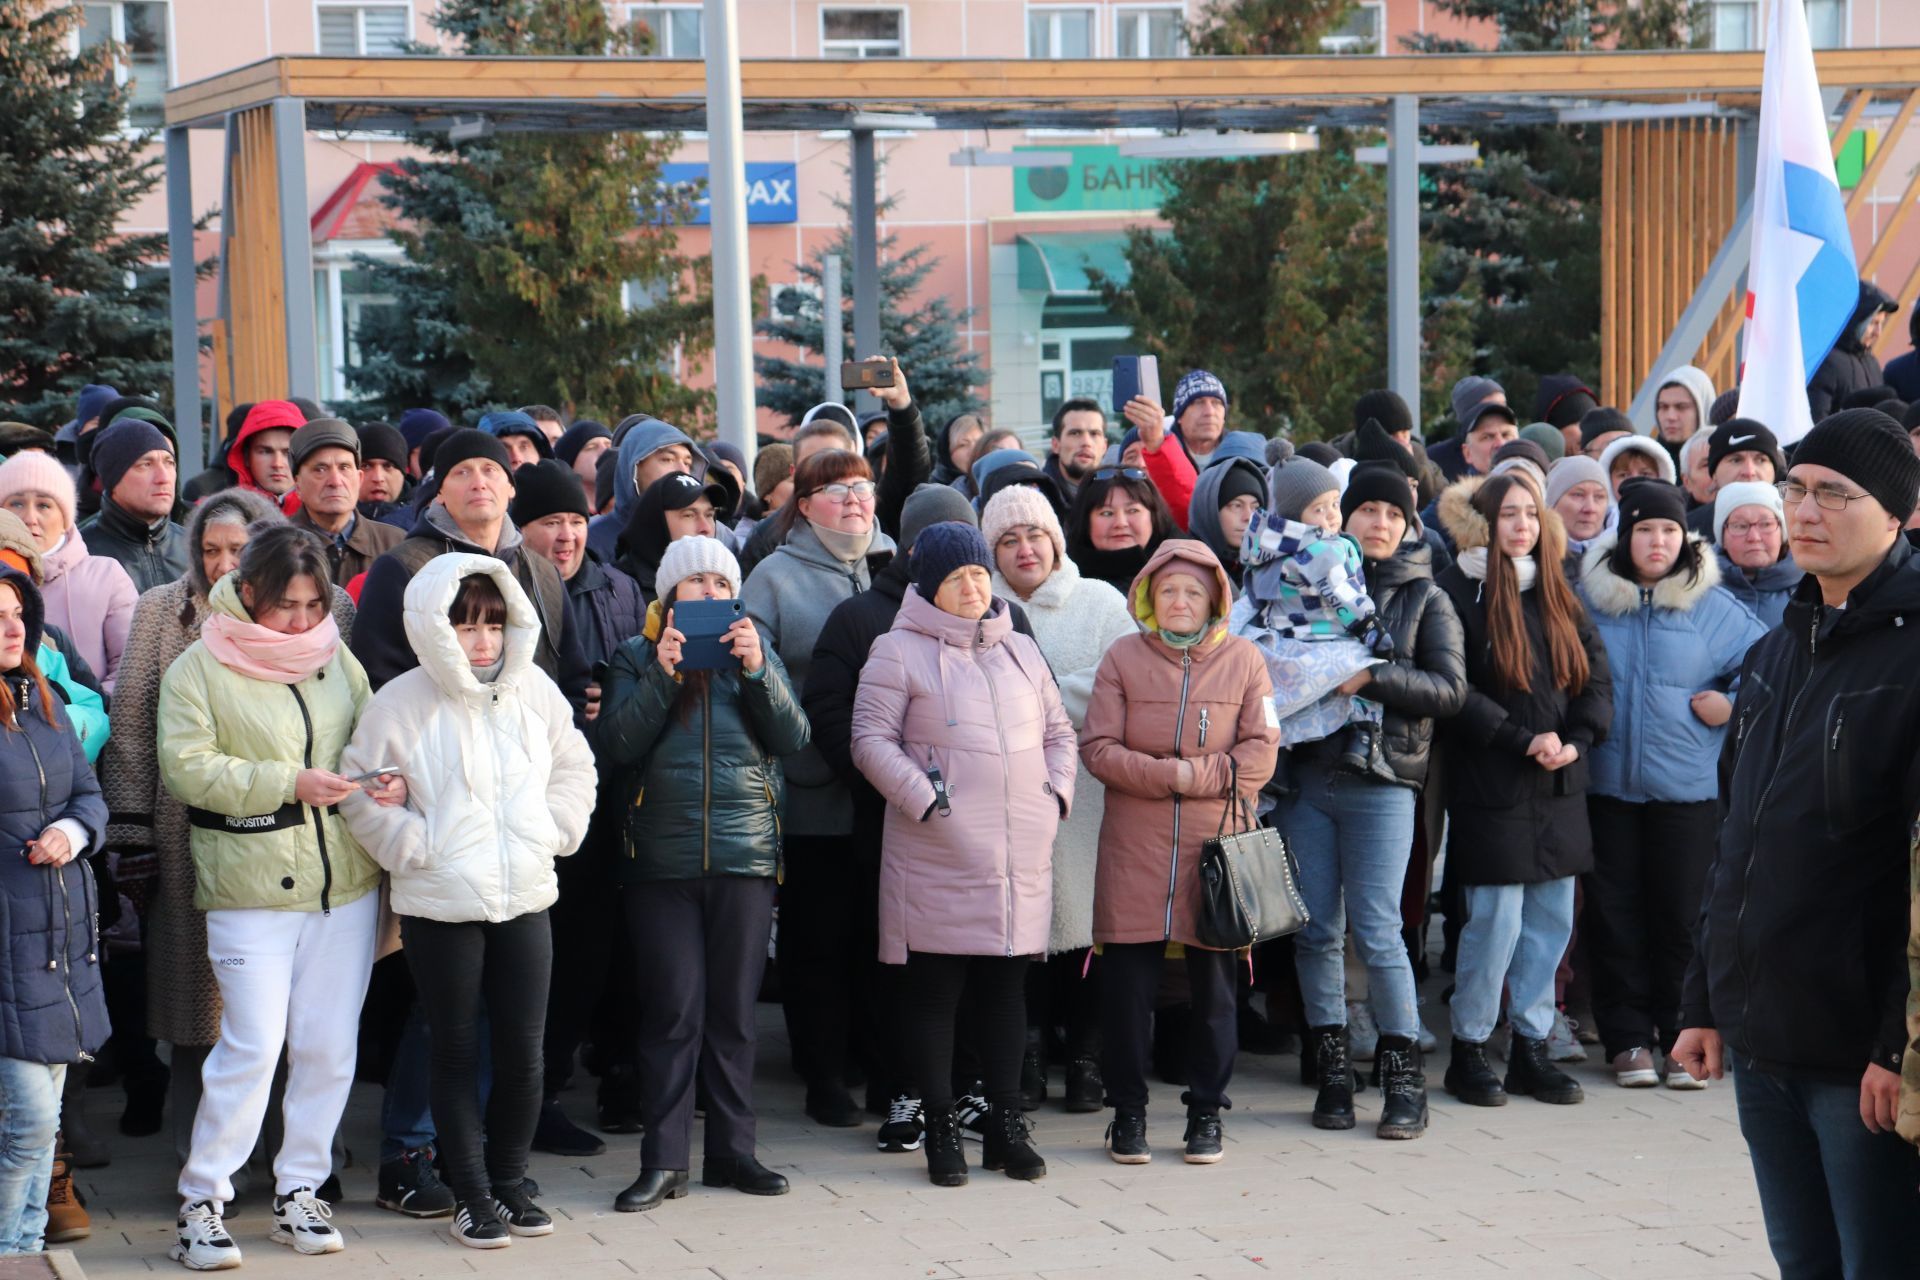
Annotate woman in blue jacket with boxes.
[0,568,109,1253]
[1576,480,1765,1092]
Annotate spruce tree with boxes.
[345,0,713,426]
[0,3,178,427]
[755,222,988,430]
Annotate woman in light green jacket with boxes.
[156,525,401,1269]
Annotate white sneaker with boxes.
[1346,1001,1380,1063]
[1663,1058,1709,1091]
[1611,1046,1660,1088]
[1548,1011,1588,1062]
[171,1200,242,1271]
[271,1188,344,1255]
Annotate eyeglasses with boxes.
[1092,467,1149,483]
[1724,519,1780,539]
[807,480,877,503]
[1777,481,1872,513]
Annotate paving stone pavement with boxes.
[66,1002,1775,1279]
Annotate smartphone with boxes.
[842,358,896,391]
[1111,355,1160,410]
[347,766,401,785]
[672,597,747,671]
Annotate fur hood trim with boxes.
[1579,529,1723,616]
[1436,476,1488,551]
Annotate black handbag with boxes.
[1195,760,1309,949]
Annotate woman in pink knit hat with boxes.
[0,449,139,691]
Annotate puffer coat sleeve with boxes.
[157,655,301,819]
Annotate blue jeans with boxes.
[380,1005,493,1161]
[1275,762,1418,1038]
[1450,878,1574,1043]
[1733,1062,1920,1279]
[0,1058,66,1253]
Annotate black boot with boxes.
[1443,1037,1508,1107]
[1308,1025,1357,1130]
[804,1082,862,1128]
[1505,1034,1585,1105]
[702,1155,790,1196]
[613,1169,688,1212]
[597,1064,644,1134]
[1063,1057,1103,1113]
[119,1060,169,1138]
[1374,1036,1428,1140]
[1019,1026,1046,1111]
[923,1109,968,1187]
[982,1105,1046,1181]
[532,1096,606,1157]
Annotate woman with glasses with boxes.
[741,449,897,1127]
[1712,482,1797,629]
[1575,479,1763,1093]
[1064,467,1177,595]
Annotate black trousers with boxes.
[1100,943,1240,1113]
[543,825,623,1097]
[401,911,552,1205]
[626,877,775,1170]
[777,834,877,1091]
[904,952,1030,1116]
[1584,796,1719,1060]
[1027,948,1100,1058]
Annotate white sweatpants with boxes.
[178,891,378,1205]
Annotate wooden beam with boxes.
[1847,88,1920,216]
[1860,159,1920,279]
[1830,89,1872,159]
[1602,124,1620,406]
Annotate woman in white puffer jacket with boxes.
[339,552,595,1250]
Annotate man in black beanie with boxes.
[355,421,413,515]
[1673,406,1920,1276]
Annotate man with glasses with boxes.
[1673,409,1920,1277]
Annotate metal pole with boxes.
[850,128,881,417]
[822,255,845,405]
[703,0,757,462]
[271,97,319,402]
[1386,94,1421,437]
[165,127,203,475]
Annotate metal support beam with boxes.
[165,127,203,476]
[1627,195,1754,430]
[850,128,881,417]
[1385,94,1420,436]
[703,0,756,460]
[270,97,318,401]
[822,255,844,405]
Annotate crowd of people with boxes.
[3,293,1920,1275]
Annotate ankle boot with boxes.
[982,1104,1046,1181]
[1019,1026,1046,1111]
[1505,1034,1585,1104]
[1062,1057,1103,1113]
[45,1147,90,1242]
[1374,1036,1428,1140]
[61,1067,110,1168]
[1308,1025,1356,1130]
[1443,1036,1508,1107]
[923,1109,968,1187]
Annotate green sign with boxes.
[1014,145,1171,214]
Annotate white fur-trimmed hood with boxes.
[1579,528,1722,616]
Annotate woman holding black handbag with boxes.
[1081,540,1279,1167]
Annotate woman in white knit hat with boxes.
[1711,481,1797,629]
[980,483,1134,1112]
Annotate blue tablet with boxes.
[672,597,746,671]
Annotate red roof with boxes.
[311,161,404,243]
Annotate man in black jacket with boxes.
[1673,409,1920,1276]
[77,418,188,592]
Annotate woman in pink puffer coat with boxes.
[852,522,1078,1191]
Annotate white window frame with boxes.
[73,1,177,133]
[313,240,403,402]
[819,6,907,59]
[623,3,703,57]
[1319,0,1384,54]
[1711,0,1849,50]
[1027,5,1097,59]
[312,2,413,56]
[1112,5,1186,59]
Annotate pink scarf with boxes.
[201,613,341,684]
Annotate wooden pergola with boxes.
[161,47,1920,465]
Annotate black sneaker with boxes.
[377,1145,455,1218]
[490,1181,554,1236]
[450,1199,511,1250]
[877,1094,925,1152]
[1105,1109,1150,1165]
[923,1109,968,1188]
[1182,1110,1224,1164]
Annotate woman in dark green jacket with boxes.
[592,536,809,1215]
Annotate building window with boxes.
[1028,8,1094,58]
[314,255,400,401]
[626,4,702,57]
[78,2,170,129]
[1711,1,1847,50]
[1319,1,1382,54]
[822,8,904,58]
[1114,7,1183,58]
[315,3,410,55]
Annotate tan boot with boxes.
[46,1146,91,1243]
